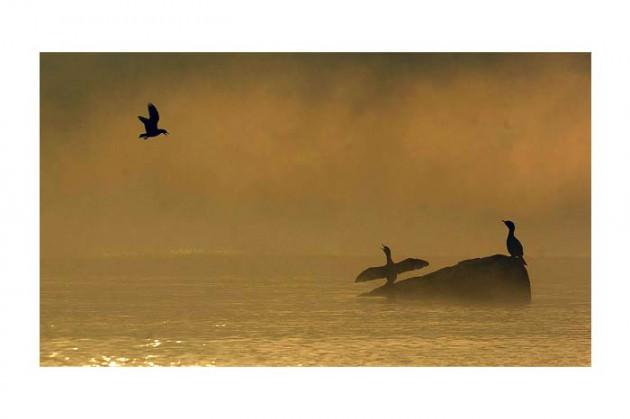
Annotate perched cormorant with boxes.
[355,245,429,286]
[502,220,527,265]
[138,103,169,140]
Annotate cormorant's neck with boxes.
[507,228,515,237]
[385,253,393,265]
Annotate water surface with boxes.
[40,255,590,366]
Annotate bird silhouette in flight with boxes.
[138,103,169,140]
[355,245,429,286]
[502,220,527,265]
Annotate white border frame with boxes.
[2,1,628,418]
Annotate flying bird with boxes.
[138,103,169,140]
[355,245,429,286]
[502,220,527,265]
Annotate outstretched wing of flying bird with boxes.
[394,258,429,274]
[138,103,160,132]
[355,265,388,282]
[148,103,160,123]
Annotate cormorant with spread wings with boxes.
[355,245,429,286]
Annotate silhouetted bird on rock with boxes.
[138,103,169,140]
[355,245,429,286]
[503,220,527,265]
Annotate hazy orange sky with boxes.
[41,53,590,259]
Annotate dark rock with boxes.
[362,254,531,303]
